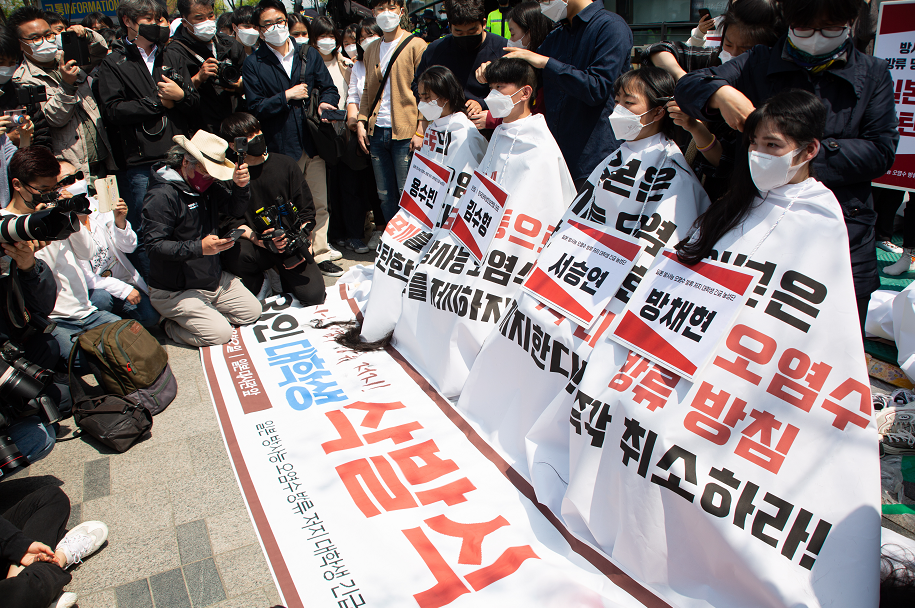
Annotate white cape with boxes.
[393,113,576,398]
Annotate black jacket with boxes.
[0,514,32,567]
[242,40,339,160]
[96,39,200,168]
[163,27,246,134]
[676,37,900,297]
[141,165,249,292]
[0,80,51,150]
[413,33,507,109]
[0,259,57,346]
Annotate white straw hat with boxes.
[172,131,236,182]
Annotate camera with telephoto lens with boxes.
[254,197,316,270]
[49,193,90,215]
[15,84,47,107]
[0,207,80,244]
[214,60,240,88]
[0,341,60,477]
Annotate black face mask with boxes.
[23,189,57,210]
[454,33,483,52]
[247,133,267,157]
[137,23,171,46]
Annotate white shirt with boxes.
[78,205,146,300]
[374,34,404,129]
[138,44,158,76]
[269,39,296,79]
[347,60,366,107]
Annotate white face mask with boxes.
[28,39,58,63]
[316,38,337,54]
[376,10,401,33]
[486,88,524,119]
[608,104,657,141]
[361,36,379,47]
[189,19,217,41]
[718,49,733,64]
[66,179,88,197]
[749,147,808,192]
[294,35,309,45]
[264,24,289,46]
[54,33,63,49]
[0,66,15,84]
[507,36,527,49]
[540,0,567,23]
[237,27,259,46]
[418,99,444,121]
[344,43,358,56]
[788,27,849,57]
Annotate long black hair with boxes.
[613,66,677,141]
[676,89,827,265]
[357,17,382,62]
[418,65,467,116]
[506,1,551,52]
[779,0,862,28]
[720,0,785,48]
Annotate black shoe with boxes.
[318,260,345,277]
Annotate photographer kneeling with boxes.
[142,130,262,347]
[219,112,326,306]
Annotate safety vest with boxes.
[486,7,509,37]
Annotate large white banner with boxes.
[201,291,669,608]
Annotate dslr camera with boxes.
[213,60,241,88]
[160,65,186,88]
[255,196,316,270]
[0,341,60,477]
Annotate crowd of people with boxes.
[0,0,909,604]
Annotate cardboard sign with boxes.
[449,171,509,265]
[398,152,453,229]
[874,0,915,191]
[95,175,119,213]
[522,218,643,328]
[609,249,757,381]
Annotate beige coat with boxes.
[357,34,426,139]
[14,29,115,176]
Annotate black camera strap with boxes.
[169,38,220,69]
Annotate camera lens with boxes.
[0,434,28,477]
[0,359,47,405]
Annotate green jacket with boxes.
[486,7,510,38]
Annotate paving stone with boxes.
[206,508,258,556]
[83,457,110,501]
[66,532,180,595]
[67,501,81,531]
[81,485,173,546]
[149,567,192,608]
[75,589,117,608]
[167,466,246,526]
[177,519,212,564]
[213,543,273,598]
[27,457,85,504]
[108,436,195,495]
[184,557,226,607]
[208,588,268,608]
[114,578,153,608]
[263,583,283,606]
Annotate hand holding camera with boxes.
[193,57,220,87]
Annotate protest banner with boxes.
[358,114,486,343]
[42,0,117,21]
[874,0,915,191]
[455,134,709,492]
[394,114,576,398]
[449,171,509,265]
[398,153,453,231]
[201,291,670,608]
[527,178,881,608]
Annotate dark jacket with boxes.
[537,1,633,182]
[220,152,315,233]
[0,259,57,346]
[141,165,249,292]
[412,33,507,109]
[0,514,32,567]
[0,80,51,150]
[676,36,900,296]
[96,39,200,168]
[164,27,246,134]
[242,40,339,160]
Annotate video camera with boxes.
[254,196,316,270]
[0,341,60,477]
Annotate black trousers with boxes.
[0,487,71,608]
[338,162,382,241]
[221,239,327,306]
[874,187,915,247]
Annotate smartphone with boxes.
[321,109,347,121]
[61,31,90,66]
[697,8,711,19]
[223,228,246,241]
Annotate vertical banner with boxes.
[874,0,915,191]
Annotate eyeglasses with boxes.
[259,18,287,29]
[23,181,57,195]
[56,171,84,188]
[19,31,55,44]
[790,26,848,39]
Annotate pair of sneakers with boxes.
[878,389,915,455]
[50,521,109,608]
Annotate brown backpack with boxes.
[77,319,168,395]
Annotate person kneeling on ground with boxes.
[219,112,327,306]
[0,486,108,608]
[142,130,262,346]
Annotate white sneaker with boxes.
[325,244,343,261]
[367,230,383,250]
[878,406,915,454]
[56,521,108,568]
[53,592,77,608]
[884,248,915,276]
[878,240,904,254]
[893,388,915,406]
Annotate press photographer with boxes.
[220,112,326,306]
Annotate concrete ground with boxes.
[0,246,374,608]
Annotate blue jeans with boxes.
[89,288,160,328]
[50,309,122,371]
[7,416,56,463]
[368,127,412,223]
[117,165,153,280]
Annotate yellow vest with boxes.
[486,7,510,38]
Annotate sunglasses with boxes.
[56,171,85,188]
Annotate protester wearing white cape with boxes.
[359,111,487,342]
[526,177,879,608]
[393,112,576,398]
[455,132,710,481]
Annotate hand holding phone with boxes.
[223,228,245,241]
